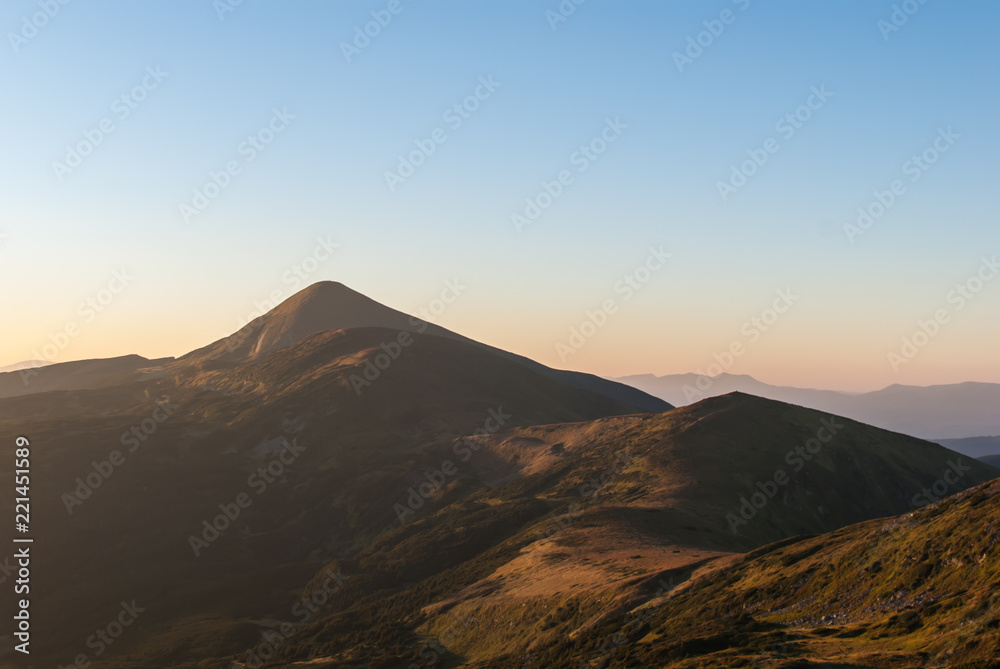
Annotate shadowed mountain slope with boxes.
[35,393,989,667]
[180,281,672,413]
[0,323,653,668]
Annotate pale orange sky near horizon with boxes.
[4,278,998,394]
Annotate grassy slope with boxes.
[164,394,997,668]
[3,333,994,668]
[517,478,1000,668]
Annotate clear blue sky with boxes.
[1,0,998,390]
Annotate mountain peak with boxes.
[273,281,381,319]
[289,280,355,298]
[175,281,436,365]
[239,281,438,359]
[174,282,671,413]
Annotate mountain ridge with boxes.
[618,371,1000,439]
[181,281,673,413]
[0,282,670,413]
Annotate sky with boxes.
[1,0,998,392]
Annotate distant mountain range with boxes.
[0,354,171,399]
[935,435,1000,460]
[0,358,51,374]
[980,454,1000,469]
[617,372,1000,440]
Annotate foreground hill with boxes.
[526,476,1000,668]
[618,372,1000,439]
[13,389,987,667]
[246,396,995,668]
[433,392,999,550]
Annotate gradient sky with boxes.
[1,0,998,392]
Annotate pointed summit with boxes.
[243,281,452,357]
[181,281,456,364]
